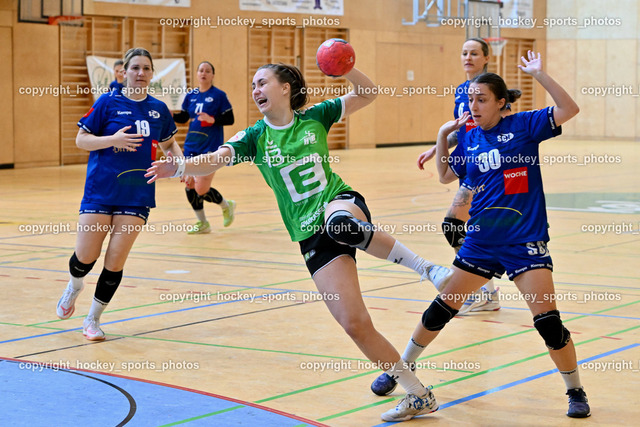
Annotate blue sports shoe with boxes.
[566,388,591,418]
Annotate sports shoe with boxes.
[83,316,105,341]
[458,287,501,315]
[56,284,83,319]
[371,363,416,396]
[421,265,454,292]
[380,387,439,422]
[187,220,211,234]
[222,200,236,227]
[566,387,591,418]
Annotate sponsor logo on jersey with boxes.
[82,107,94,118]
[302,130,317,145]
[265,139,284,167]
[205,97,213,102]
[148,110,160,119]
[467,144,480,151]
[151,139,158,160]
[497,132,514,143]
[465,120,477,132]
[503,166,529,195]
[228,131,245,142]
[116,110,132,115]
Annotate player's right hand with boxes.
[111,125,143,151]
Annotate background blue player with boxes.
[56,47,183,341]
[173,61,235,234]
[109,59,125,93]
[380,50,590,421]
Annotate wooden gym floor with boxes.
[0,140,638,426]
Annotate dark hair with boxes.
[470,72,521,110]
[198,61,215,74]
[114,59,124,67]
[258,63,308,111]
[123,47,154,71]
[464,38,490,72]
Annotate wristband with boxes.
[171,158,186,178]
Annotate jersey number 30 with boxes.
[280,155,327,202]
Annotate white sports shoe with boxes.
[458,287,501,315]
[421,265,454,292]
[83,316,105,341]
[381,387,439,422]
[222,200,236,227]
[56,283,83,319]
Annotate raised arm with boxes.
[436,113,469,184]
[145,145,232,183]
[518,51,579,126]
[340,68,377,117]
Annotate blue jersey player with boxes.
[56,48,183,341]
[173,61,235,234]
[109,59,125,93]
[401,51,590,420]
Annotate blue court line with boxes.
[374,342,640,426]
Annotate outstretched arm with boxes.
[340,68,377,117]
[145,146,232,183]
[518,51,579,126]
[436,113,469,184]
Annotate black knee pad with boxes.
[533,310,571,350]
[69,252,96,278]
[185,188,204,211]
[94,268,123,304]
[325,210,374,250]
[202,187,223,204]
[442,217,466,249]
[421,295,459,331]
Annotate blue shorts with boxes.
[454,240,553,281]
[79,202,149,223]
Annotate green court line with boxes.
[157,404,245,426]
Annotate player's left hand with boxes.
[439,112,470,136]
[145,152,179,183]
[518,50,542,74]
[197,112,215,124]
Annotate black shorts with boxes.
[299,191,372,277]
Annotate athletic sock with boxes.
[386,241,431,274]
[202,187,223,204]
[402,338,426,364]
[386,359,426,397]
[87,298,108,320]
[560,367,582,390]
[483,278,496,292]
[194,209,207,223]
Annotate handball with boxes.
[316,38,355,77]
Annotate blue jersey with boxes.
[109,80,124,93]
[181,86,232,156]
[78,91,177,208]
[453,81,478,140]
[449,107,561,245]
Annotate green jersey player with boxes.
[147,62,450,422]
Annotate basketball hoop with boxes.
[48,15,84,25]
[485,37,507,57]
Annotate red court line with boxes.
[1,356,329,427]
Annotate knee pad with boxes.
[421,295,459,331]
[325,210,374,250]
[185,188,204,211]
[69,252,96,278]
[94,268,124,304]
[533,310,571,350]
[442,217,466,249]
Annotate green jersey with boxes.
[224,98,351,241]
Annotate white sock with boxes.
[194,209,207,223]
[387,241,431,274]
[87,298,108,320]
[220,198,229,209]
[68,276,84,291]
[483,279,496,292]
[386,359,426,396]
[402,338,426,363]
[560,367,582,390]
